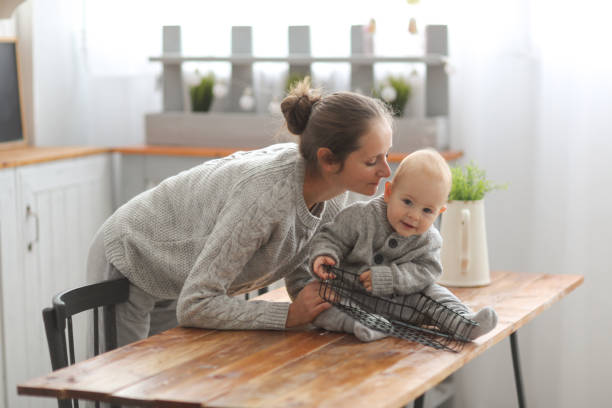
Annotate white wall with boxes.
[446,1,612,407]
[31,0,158,147]
[0,18,15,34]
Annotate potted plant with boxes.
[373,75,411,117]
[438,161,507,287]
[190,73,215,112]
[448,162,507,201]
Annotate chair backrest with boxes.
[42,278,129,408]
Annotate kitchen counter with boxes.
[0,145,463,169]
[0,146,109,169]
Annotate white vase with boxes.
[438,200,491,287]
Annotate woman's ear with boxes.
[383,181,393,202]
[317,147,341,173]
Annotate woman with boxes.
[87,79,393,346]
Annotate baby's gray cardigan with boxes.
[102,143,348,330]
[309,196,443,296]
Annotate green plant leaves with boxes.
[373,75,412,117]
[448,161,507,201]
[190,73,215,112]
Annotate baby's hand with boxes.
[312,256,336,280]
[359,270,373,292]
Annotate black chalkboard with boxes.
[0,39,25,145]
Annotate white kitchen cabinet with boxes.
[114,152,208,207]
[1,154,113,408]
[0,167,18,408]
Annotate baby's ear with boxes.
[383,181,393,202]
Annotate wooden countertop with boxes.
[0,145,463,169]
[0,146,110,169]
[113,145,246,159]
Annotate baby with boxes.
[310,149,497,342]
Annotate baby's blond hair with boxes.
[393,149,452,198]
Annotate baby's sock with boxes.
[313,307,389,342]
[353,321,389,342]
[312,308,355,333]
[463,306,498,340]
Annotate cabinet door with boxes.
[0,168,17,408]
[116,154,207,206]
[10,154,113,408]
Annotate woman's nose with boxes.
[377,159,391,178]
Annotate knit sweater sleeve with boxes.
[308,204,362,274]
[286,193,350,299]
[176,183,290,330]
[284,257,315,301]
[370,227,443,296]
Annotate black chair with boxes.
[43,278,130,408]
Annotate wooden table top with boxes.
[18,271,583,408]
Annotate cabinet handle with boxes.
[26,205,39,252]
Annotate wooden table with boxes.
[18,271,583,408]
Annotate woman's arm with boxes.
[176,185,292,330]
[177,184,334,330]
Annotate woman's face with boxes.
[337,120,393,196]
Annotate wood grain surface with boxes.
[18,271,583,408]
[0,146,109,168]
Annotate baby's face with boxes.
[384,173,448,237]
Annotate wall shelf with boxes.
[146,24,450,152]
[145,112,448,153]
[149,54,448,66]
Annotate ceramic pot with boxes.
[438,199,491,286]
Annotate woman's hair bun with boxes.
[280,77,321,135]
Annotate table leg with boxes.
[510,332,526,408]
[414,394,425,408]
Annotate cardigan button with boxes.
[388,238,398,248]
[374,254,384,264]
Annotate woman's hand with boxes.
[312,256,336,280]
[286,281,332,328]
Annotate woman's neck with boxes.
[302,167,345,210]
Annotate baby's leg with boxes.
[312,307,354,333]
[353,320,388,342]
[313,307,388,342]
[421,284,473,338]
[422,284,498,340]
[461,307,498,339]
[374,285,487,339]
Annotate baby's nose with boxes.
[408,208,420,221]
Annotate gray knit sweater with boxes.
[309,195,443,296]
[102,143,348,330]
